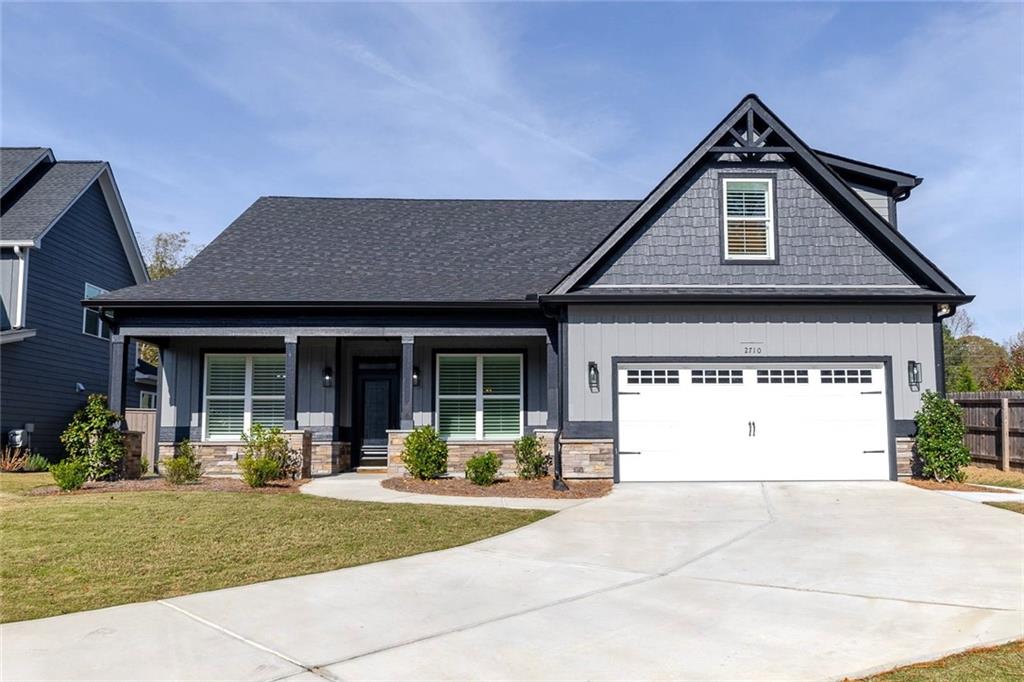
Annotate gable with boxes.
[586,162,913,289]
[551,95,966,300]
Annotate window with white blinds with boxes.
[204,354,286,439]
[723,178,774,260]
[436,354,522,440]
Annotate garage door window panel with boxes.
[821,368,873,384]
[692,369,743,384]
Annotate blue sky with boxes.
[3,2,1021,339]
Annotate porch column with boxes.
[546,330,560,429]
[284,336,298,430]
[108,334,129,421]
[400,335,414,429]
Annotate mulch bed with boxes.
[903,478,1015,494]
[381,476,611,499]
[27,476,308,497]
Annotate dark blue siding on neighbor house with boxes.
[0,183,140,458]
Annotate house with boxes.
[1,147,150,457]
[87,95,970,482]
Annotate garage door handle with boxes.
[861,390,882,395]
[618,391,641,396]
[619,451,642,455]
[862,450,885,454]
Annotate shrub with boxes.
[23,452,50,473]
[915,390,971,482]
[239,454,280,488]
[241,424,301,479]
[139,456,150,476]
[0,445,29,472]
[465,451,501,486]
[514,434,550,480]
[59,394,126,481]
[50,459,89,492]
[401,426,448,480]
[164,440,202,485]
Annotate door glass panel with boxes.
[362,379,391,446]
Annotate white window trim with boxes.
[435,353,523,441]
[82,282,110,339]
[722,177,775,261]
[10,246,29,329]
[202,353,285,441]
[139,391,157,409]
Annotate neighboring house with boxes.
[88,95,970,482]
[1,147,150,457]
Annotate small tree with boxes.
[240,424,301,480]
[401,426,448,479]
[914,391,971,482]
[59,394,126,481]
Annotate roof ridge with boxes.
[259,195,638,203]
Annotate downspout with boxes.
[541,301,568,491]
[934,303,957,398]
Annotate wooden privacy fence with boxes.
[948,391,1024,470]
[124,408,157,473]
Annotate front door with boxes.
[353,360,400,468]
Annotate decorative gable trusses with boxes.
[549,94,967,300]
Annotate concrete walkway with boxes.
[934,484,1024,504]
[301,473,593,510]
[3,482,1021,681]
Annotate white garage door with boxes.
[617,363,890,481]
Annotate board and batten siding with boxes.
[566,304,936,423]
[0,183,140,457]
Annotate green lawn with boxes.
[0,473,550,623]
[964,466,1024,490]
[984,501,1024,515]
[860,640,1023,681]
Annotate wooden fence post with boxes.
[1001,397,1011,471]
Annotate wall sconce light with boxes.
[412,366,420,386]
[588,361,600,393]
[907,361,922,391]
[322,366,333,388]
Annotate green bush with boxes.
[50,459,89,492]
[241,424,301,479]
[239,454,281,488]
[465,451,501,486]
[59,394,126,481]
[915,390,971,482]
[401,426,448,480]
[164,440,202,485]
[23,452,50,473]
[514,434,550,480]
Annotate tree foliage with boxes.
[138,231,200,365]
[943,309,1022,391]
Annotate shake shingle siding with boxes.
[1,183,140,457]
[587,164,914,288]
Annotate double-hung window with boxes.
[436,354,522,440]
[723,177,774,260]
[204,354,286,439]
[82,283,110,339]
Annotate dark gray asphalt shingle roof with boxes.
[1,147,51,196]
[97,197,639,304]
[1,161,106,241]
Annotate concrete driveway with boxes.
[3,482,1021,681]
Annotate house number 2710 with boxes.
[743,346,763,355]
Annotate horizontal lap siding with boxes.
[0,184,139,457]
[567,304,935,422]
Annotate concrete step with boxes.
[356,466,388,474]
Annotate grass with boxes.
[984,501,1024,515]
[0,473,551,623]
[859,640,1024,681]
[964,466,1024,490]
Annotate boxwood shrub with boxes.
[401,426,448,479]
[465,451,501,486]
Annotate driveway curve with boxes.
[3,482,1021,681]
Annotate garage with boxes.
[616,362,891,482]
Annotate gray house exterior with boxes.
[89,96,969,482]
[1,148,149,457]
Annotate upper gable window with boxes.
[82,283,110,339]
[723,178,774,260]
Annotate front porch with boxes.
[108,325,562,478]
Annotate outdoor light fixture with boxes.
[322,366,333,388]
[588,361,600,393]
[412,366,421,386]
[907,361,922,391]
